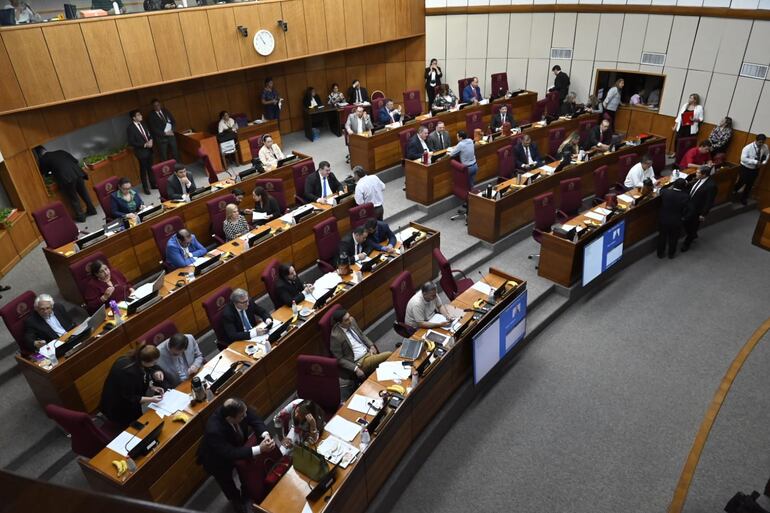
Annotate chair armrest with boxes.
[556,210,569,223]
[294,195,305,205]
[316,259,335,274]
[451,269,469,279]
[213,234,225,245]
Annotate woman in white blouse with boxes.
[673,93,704,142]
[217,111,237,134]
[257,134,285,171]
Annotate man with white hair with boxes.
[220,288,273,346]
[22,294,75,354]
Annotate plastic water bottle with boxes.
[411,367,419,388]
[112,1,120,14]
[291,300,298,316]
[109,300,122,325]
[359,428,370,450]
[49,350,58,367]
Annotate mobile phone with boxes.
[232,241,239,246]
[355,417,368,426]
[178,272,187,277]
[401,361,413,367]
[130,420,145,431]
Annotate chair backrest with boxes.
[533,192,556,232]
[490,72,509,98]
[390,271,414,324]
[312,218,340,268]
[546,90,559,116]
[207,194,236,243]
[296,354,340,416]
[450,159,470,201]
[151,215,185,266]
[69,251,109,312]
[44,404,111,458]
[33,202,79,248]
[559,177,582,217]
[531,99,547,123]
[93,176,120,220]
[617,153,638,184]
[248,135,264,158]
[465,111,484,135]
[420,117,440,134]
[593,165,610,200]
[548,127,566,156]
[492,102,512,119]
[151,159,177,201]
[675,136,698,165]
[648,141,667,176]
[235,441,283,503]
[370,90,385,101]
[260,259,281,309]
[432,247,459,300]
[497,144,516,181]
[0,290,36,353]
[399,128,417,160]
[402,89,423,117]
[713,152,727,165]
[136,320,178,346]
[372,97,387,119]
[291,159,316,203]
[318,303,342,355]
[202,286,233,348]
[254,178,287,212]
[457,77,473,96]
[578,118,598,146]
[349,202,374,229]
[197,148,219,184]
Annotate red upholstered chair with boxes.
[530,99,547,123]
[372,97,387,121]
[202,286,233,350]
[235,437,283,503]
[44,404,114,458]
[457,77,473,96]
[492,103,512,119]
[92,176,120,221]
[615,153,639,192]
[152,159,176,201]
[490,72,509,98]
[592,165,610,206]
[319,303,342,355]
[675,136,698,166]
[497,144,516,182]
[292,159,316,205]
[370,90,385,101]
[647,141,667,177]
[578,118,598,147]
[558,177,583,218]
[529,192,560,267]
[349,202,374,229]
[260,259,281,309]
[248,135,264,160]
[151,216,185,271]
[255,178,287,212]
[420,117,440,134]
[136,320,178,347]
[297,354,341,417]
[69,251,109,312]
[0,290,36,355]
[546,91,559,117]
[197,148,219,184]
[33,202,79,248]
[313,218,340,273]
[548,127,566,156]
[207,194,236,244]
[399,128,417,161]
[465,111,484,135]
[390,271,415,337]
[433,248,473,301]
[402,89,423,118]
[450,160,471,223]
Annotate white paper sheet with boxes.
[375,361,411,382]
[302,502,313,513]
[192,256,208,267]
[251,212,270,222]
[617,194,635,204]
[584,211,605,222]
[314,272,342,292]
[39,339,63,359]
[324,415,361,442]
[346,394,383,414]
[428,313,448,324]
[316,435,360,468]
[132,282,153,299]
[148,389,191,417]
[106,430,143,457]
[198,358,229,382]
[471,281,494,295]
[595,207,612,216]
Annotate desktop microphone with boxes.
[477,271,496,305]
[205,355,223,383]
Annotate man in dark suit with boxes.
[550,65,570,102]
[23,293,76,354]
[36,147,97,223]
[427,121,451,152]
[347,79,369,104]
[329,309,391,384]
[682,165,717,252]
[378,99,402,125]
[337,226,377,264]
[197,398,274,513]
[126,109,156,194]
[303,161,341,203]
[491,105,515,131]
[657,178,690,259]
[585,119,613,151]
[514,135,544,169]
[147,99,179,162]
[221,288,272,345]
[406,126,430,160]
[166,167,197,201]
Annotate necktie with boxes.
[158,111,164,121]
[501,115,506,124]
[347,327,365,347]
[240,309,252,331]
[355,243,361,255]
[441,133,446,147]
[322,177,328,197]
[357,89,362,103]
[473,88,478,99]
[233,423,244,443]
[526,146,532,163]
[137,123,147,141]
[389,110,394,122]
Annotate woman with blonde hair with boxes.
[222,203,249,241]
[557,131,581,160]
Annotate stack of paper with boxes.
[594,207,612,216]
[375,361,411,382]
[346,394,383,414]
[471,281,494,295]
[617,194,635,205]
[428,313,448,325]
[313,272,342,294]
[148,389,191,418]
[317,435,360,468]
[198,358,230,382]
[585,211,605,222]
[324,415,361,442]
[251,212,270,222]
[106,431,143,457]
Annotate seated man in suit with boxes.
[461,76,482,104]
[330,309,392,383]
[378,99,402,125]
[514,134,544,170]
[347,79,369,105]
[274,263,314,308]
[585,119,613,151]
[406,126,431,160]
[197,398,274,513]
[156,333,204,388]
[337,225,377,264]
[221,288,273,345]
[166,167,197,201]
[22,293,76,354]
[427,121,451,152]
[364,218,397,253]
[345,106,373,135]
[492,105,515,131]
[166,228,208,270]
[303,161,341,204]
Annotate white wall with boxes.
[426,8,770,133]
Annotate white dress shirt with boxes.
[343,326,368,361]
[44,314,67,337]
[740,142,769,170]
[523,145,535,166]
[354,175,385,207]
[624,163,656,189]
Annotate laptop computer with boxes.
[193,253,222,276]
[55,305,107,359]
[138,203,164,223]
[76,229,107,250]
[238,167,258,181]
[359,255,383,273]
[268,320,291,343]
[277,154,298,168]
[399,339,423,360]
[335,189,354,203]
[127,421,165,459]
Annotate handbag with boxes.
[264,454,292,489]
[292,443,329,481]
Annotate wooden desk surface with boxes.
[752,207,770,251]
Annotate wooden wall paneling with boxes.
[4,150,49,212]
[281,0,309,58]
[15,111,50,149]
[205,87,231,129]
[726,130,749,165]
[384,40,406,63]
[233,4,266,68]
[366,64,387,96]
[0,36,25,112]
[404,36,425,63]
[396,0,412,38]
[305,56,326,72]
[385,62,406,100]
[325,52,346,69]
[326,67,347,94]
[225,82,252,119]
[178,10,218,76]
[184,90,213,133]
[162,96,191,131]
[342,0,364,47]
[361,0,381,44]
[363,45,385,66]
[42,25,99,100]
[306,69,328,98]
[323,0,346,51]
[207,8,243,72]
[1,28,64,106]
[378,0,397,41]
[116,17,164,87]
[148,13,192,81]
[302,0,329,55]
[41,104,76,140]
[285,71,308,129]
[0,115,28,158]
[405,61,424,99]
[410,0,425,36]
[80,20,132,94]
[345,47,366,67]
[256,2,288,63]
[346,65,368,93]
[649,113,674,150]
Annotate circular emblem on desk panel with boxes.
[162,165,171,175]
[105,183,114,192]
[164,224,174,235]
[265,182,274,191]
[153,333,165,345]
[310,362,323,376]
[216,296,226,309]
[16,303,28,317]
[46,209,57,220]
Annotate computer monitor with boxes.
[76,229,107,250]
[194,254,222,276]
[0,8,16,25]
[127,421,165,459]
[64,3,78,19]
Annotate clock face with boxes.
[253,29,275,56]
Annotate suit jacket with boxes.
[165,234,207,270]
[303,171,341,203]
[586,125,613,149]
[83,269,132,314]
[274,277,305,308]
[345,113,373,135]
[147,108,176,140]
[303,93,323,109]
[337,234,377,264]
[99,355,165,428]
[559,101,578,117]
[514,142,543,168]
[378,107,401,125]
[347,86,370,104]
[553,71,570,101]
[253,195,282,219]
[22,304,75,354]
[221,300,272,345]
[491,112,515,130]
[197,405,268,475]
[427,130,451,152]
[686,178,717,218]
[126,122,153,157]
[659,187,691,226]
[329,318,374,381]
[166,174,197,201]
[156,335,204,388]
[38,150,86,185]
[424,66,443,88]
[406,134,428,160]
[461,84,482,103]
[110,189,144,219]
